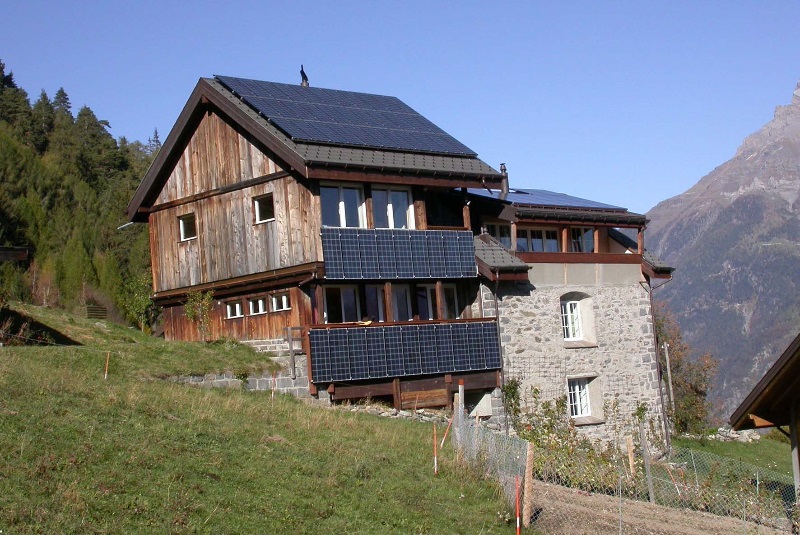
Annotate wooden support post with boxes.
[639,421,655,504]
[364,184,374,229]
[593,228,600,253]
[626,436,636,476]
[392,378,401,411]
[637,228,644,254]
[522,441,535,527]
[384,282,394,322]
[561,227,569,253]
[445,374,453,410]
[313,284,324,324]
[461,187,471,230]
[435,281,445,320]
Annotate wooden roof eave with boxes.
[305,164,503,189]
[126,78,308,223]
[730,331,800,430]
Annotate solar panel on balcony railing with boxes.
[309,322,501,383]
[320,228,477,280]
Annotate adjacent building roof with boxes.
[730,331,800,430]
[607,228,674,275]
[473,234,530,281]
[128,76,502,221]
[469,187,624,211]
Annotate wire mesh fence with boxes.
[451,410,794,534]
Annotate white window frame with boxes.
[249,297,267,316]
[271,292,291,312]
[517,227,560,253]
[226,300,244,319]
[178,213,197,242]
[486,223,512,249]
[253,194,275,224]
[568,377,591,418]
[372,187,415,229]
[561,300,582,341]
[320,184,366,228]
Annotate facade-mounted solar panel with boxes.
[216,75,477,157]
[321,228,477,280]
[308,321,502,383]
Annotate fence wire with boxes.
[451,411,794,534]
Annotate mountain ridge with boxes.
[646,80,800,417]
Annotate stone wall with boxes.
[496,277,664,445]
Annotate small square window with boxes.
[271,292,290,312]
[249,297,267,315]
[178,213,197,241]
[254,194,275,224]
[226,301,243,319]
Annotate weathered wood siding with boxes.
[162,287,311,342]
[156,111,281,204]
[148,112,321,293]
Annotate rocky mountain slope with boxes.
[646,81,800,417]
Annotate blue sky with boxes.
[4,1,800,214]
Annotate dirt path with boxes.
[529,481,788,534]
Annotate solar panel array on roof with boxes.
[215,75,477,157]
[321,228,477,279]
[308,322,502,383]
[467,188,625,211]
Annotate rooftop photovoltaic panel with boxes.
[467,188,625,211]
[215,75,477,156]
[320,228,477,280]
[308,322,502,383]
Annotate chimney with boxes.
[499,163,509,201]
[300,64,309,87]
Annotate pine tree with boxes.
[146,128,161,155]
[30,90,54,154]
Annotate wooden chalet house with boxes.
[127,75,511,408]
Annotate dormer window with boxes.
[178,213,197,241]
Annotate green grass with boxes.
[672,435,792,477]
[0,304,512,533]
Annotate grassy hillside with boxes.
[0,304,512,534]
[672,435,792,477]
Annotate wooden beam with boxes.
[747,414,775,428]
[515,252,642,265]
[306,167,500,190]
[435,281,445,320]
[384,282,394,322]
[791,403,800,504]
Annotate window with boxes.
[517,228,560,253]
[392,285,413,322]
[320,185,365,228]
[561,300,582,341]
[226,300,243,319]
[570,227,594,253]
[253,194,275,224]
[486,223,512,249]
[417,284,459,320]
[364,285,386,322]
[249,297,267,315]
[372,187,414,229]
[568,378,590,418]
[271,292,290,312]
[560,292,596,345]
[324,286,360,323]
[178,213,197,241]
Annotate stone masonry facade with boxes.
[495,278,664,445]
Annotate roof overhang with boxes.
[730,331,800,430]
[127,78,503,222]
[0,246,29,261]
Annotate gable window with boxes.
[517,228,559,253]
[570,227,594,253]
[324,286,360,323]
[568,378,590,418]
[178,213,197,241]
[560,292,596,346]
[226,300,243,319]
[321,185,365,228]
[373,187,414,229]
[486,223,512,249]
[249,297,267,315]
[253,194,275,224]
[271,292,290,312]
